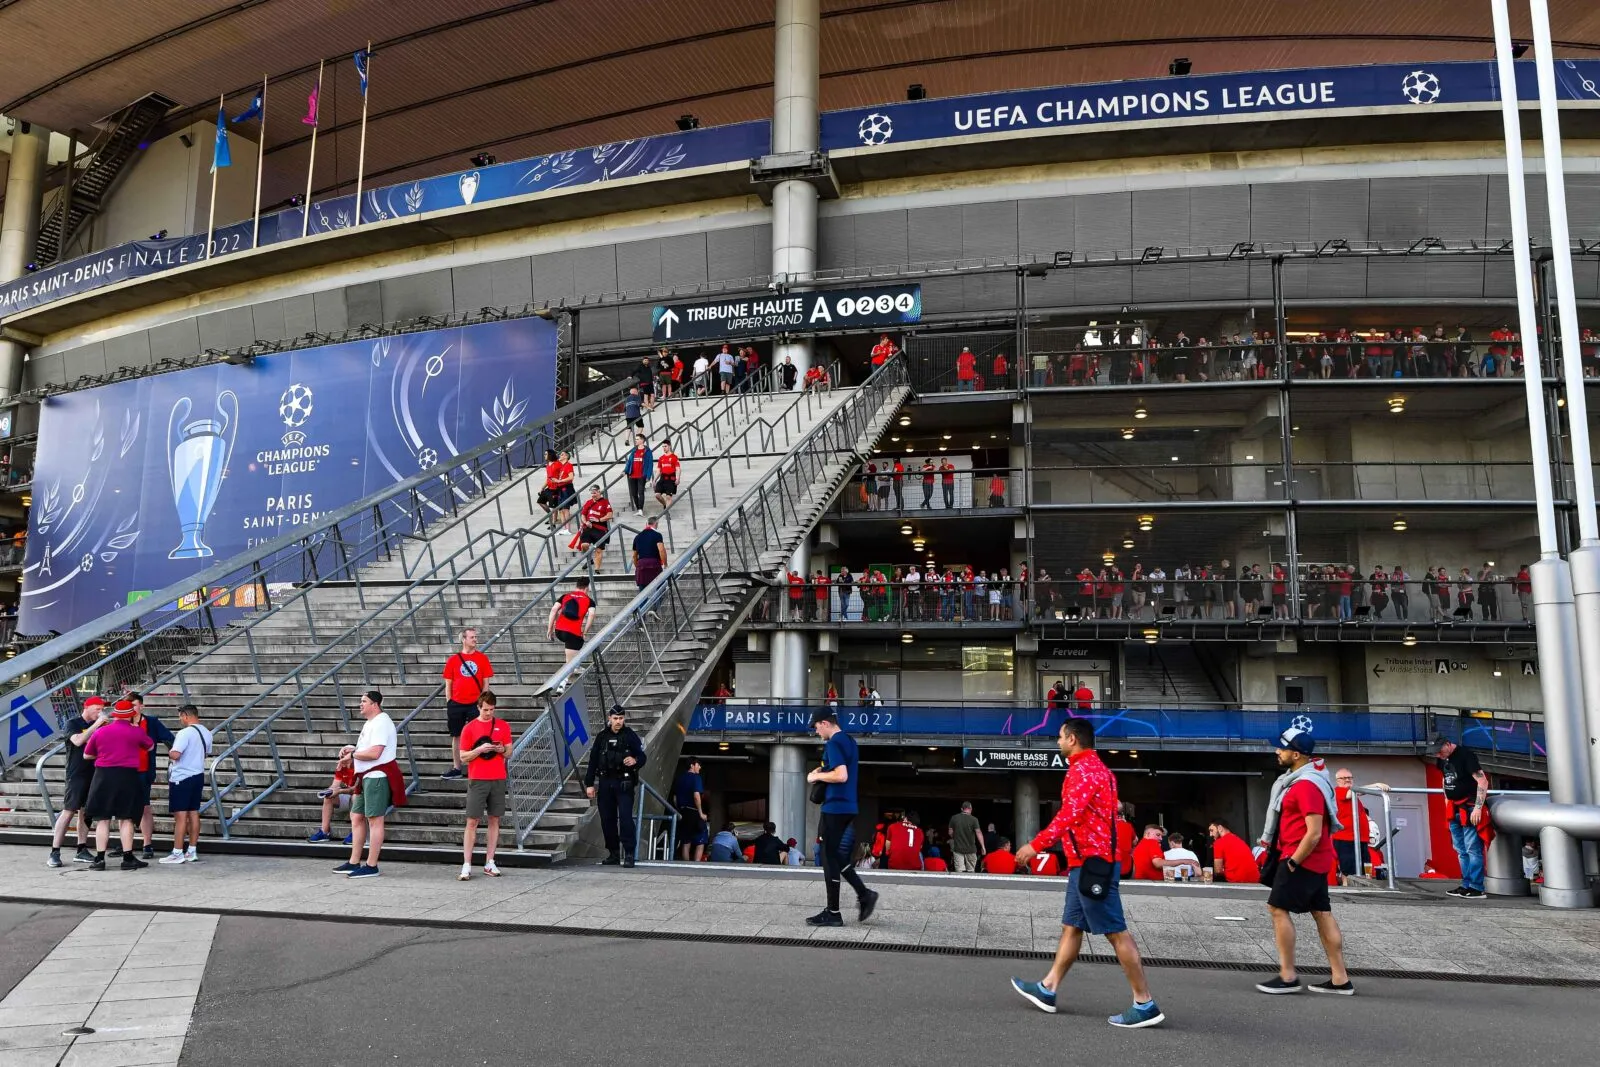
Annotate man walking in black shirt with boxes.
[1435,736,1490,898]
[584,706,647,867]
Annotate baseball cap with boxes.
[1275,726,1314,755]
[1430,734,1453,749]
[82,696,106,710]
[809,708,839,726]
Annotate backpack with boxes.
[560,593,585,621]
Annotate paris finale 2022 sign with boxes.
[19,317,556,634]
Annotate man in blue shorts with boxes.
[673,758,709,862]
[1009,718,1164,1029]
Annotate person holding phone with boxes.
[459,692,512,880]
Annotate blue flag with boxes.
[353,48,371,96]
[211,104,231,172]
[231,92,263,124]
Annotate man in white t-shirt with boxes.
[1162,832,1202,881]
[159,704,214,865]
[692,354,711,395]
[337,690,398,879]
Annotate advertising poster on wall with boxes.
[19,317,556,634]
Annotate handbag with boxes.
[1067,793,1118,902]
[1257,820,1282,887]
[808,780,827,804]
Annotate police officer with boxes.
[584,705,647,867]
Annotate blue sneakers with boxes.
[307,829,331,843]
[348,864,380,879]
[1010,977,1058,1014]
[343,833,353,845]
[332,861,359,874]
[1108,1000,1165,1029]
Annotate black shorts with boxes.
[138,775,154,809]
[555,629,585,651]
[446,700,477,738]
[85,767,145,823]
[555,487,578,509]
[638,380,654,396]
[654,477,677,496]
[168,775,203,814]
[1268,860,1333,914]
[1332,839,1360,877]
[579,525,610,547]
[62,772,93,813]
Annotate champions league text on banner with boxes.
[18,317,556,635]
[822,59,1600,151]
[651,284,922,344]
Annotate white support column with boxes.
[773,540,811,704]
[0,123,50,397]
[768,743,810,847]
[1490,0,1593,908]
[1013,773,1040,846]
[770,0,820,387]
[1528,0,1600,811]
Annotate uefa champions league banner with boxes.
[0,121,771,321]
[822,59,1600,150]
[18,317,556,635]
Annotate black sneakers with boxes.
[120,853,149,871]
[805,909,845,927]
[1446,887,1486,899]
[1255,976,1304,994]
[858,889,880,923]
[73,846,95,863]
[47,850,62,868]
[89,854,106,871]
[1310,980,1357,996]
[601,852,622,866]
[621,855,636,869]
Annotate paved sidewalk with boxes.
[1,847,1597,983]
[0,906,217,1066]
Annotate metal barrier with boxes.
[634,779,681,862]
[505,357,910,849]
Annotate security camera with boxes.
[767,280,781,291]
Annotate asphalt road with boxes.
[181,915,1594,1067]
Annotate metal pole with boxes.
[353,42,371,228]
[1529,0,1600,811]
[769,0,819,386]
[252,75,267,248]
[1272,255,1300,617]
[1490,0,1593,907]
[61,131,76,255]
[205,93,223,261]
[302,59,324,239]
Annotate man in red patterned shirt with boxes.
[1009,718,1164,1029]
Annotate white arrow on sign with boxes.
[974,753,987,766]
[658,308,680,338]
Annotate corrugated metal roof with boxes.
[1,0,1597,204]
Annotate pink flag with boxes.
[302,84,319,126]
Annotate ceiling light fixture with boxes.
[1137,514,1155,532]
[1388,395,1407,415]
[1122,537,1135,549]
[900,523,913,535]
[902,633,914,644]
[1402,632,1418,647]
[1121,428,1135,440]
[1143,628,1159,645]
[1133,406,1148,420]
[900,416,912,427]
[1102,550,1116,565]
[1392,516,1408,532]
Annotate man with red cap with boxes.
[48,696,108,867]
[83,699,155,870]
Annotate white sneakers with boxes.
[158,850,186,865]
[483,860,501,877]
[459,864,472,881]
[460,861,502,880]
[185,847,198,863]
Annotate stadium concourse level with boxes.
[913,325,1600,391]
[751,566,1533,624]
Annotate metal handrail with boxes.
[0,371,642,739]
[504,357,910,849]
[183,364,841,836]
[634,778,681,861]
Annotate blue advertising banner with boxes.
[688,704,1544,755]
[0,121,771,321]
[19,317,556,634]
[821,59,1600,151]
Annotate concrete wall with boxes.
[25,142,1600,390]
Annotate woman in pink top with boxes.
[83,700,154,870]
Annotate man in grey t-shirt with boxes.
[949,801,986,873]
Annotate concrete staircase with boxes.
[0,380,876,862]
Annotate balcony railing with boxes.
[686,699,1545,763]
[834,467,1024,514]
[1032,461,1549,505]
[747,579,1034,625]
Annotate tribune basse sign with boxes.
[651,284,922,344]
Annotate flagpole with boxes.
[302,59,324,239]
[252,74,267,248]
[206,93,223,261]
[354,42,370,228]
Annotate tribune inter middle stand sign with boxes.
[651,283,922,344]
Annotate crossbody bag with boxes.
[1066,787,1119,902]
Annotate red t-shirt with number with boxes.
[886,824,925,870]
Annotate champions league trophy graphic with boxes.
[166,391,238,559]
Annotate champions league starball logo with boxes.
[278,383,314,446]
[1290,714,1315,734]
[1401,69,1441,105]
[857,112,894,146]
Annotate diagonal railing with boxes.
[186,364,845,836]
[503,358,910,849]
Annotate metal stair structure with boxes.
[34,94,174,266]
[0,360,909,863]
